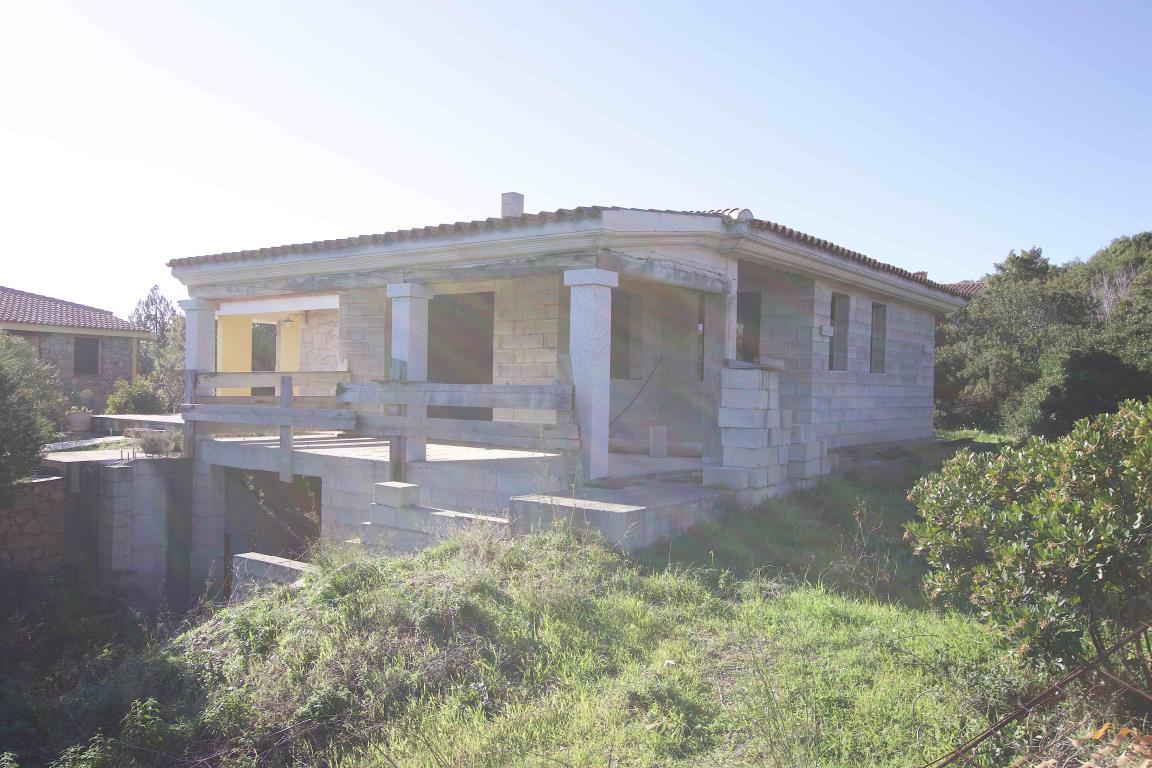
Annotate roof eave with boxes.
[0,321,153,339]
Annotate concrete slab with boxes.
[509,479,726,551]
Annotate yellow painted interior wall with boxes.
[277,314,303,394]
[216,315,253,395]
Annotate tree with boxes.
[935,254,1094,430]
[130,286,178,375]
[0,334,66,442]
[992,245,1050,281]
[129,285,177,343]
[1005,349,1152,439]
[145,314,185,412]
[0,369,43,504]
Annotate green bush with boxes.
[0,333,66,441]
[908,400,1152,667]
[0,370,42,503]
[104,377,165,415]
[1004,349,1152,439]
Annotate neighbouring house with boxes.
[168,194,968,590]
[0,285,151,409]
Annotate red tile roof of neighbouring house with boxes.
[167,206,971,298]
[944,280,984,298]
[0,285,145,333]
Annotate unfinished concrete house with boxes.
[169,194,966,590]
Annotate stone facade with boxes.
[0,476,66,571]
[26,332,135,409]
[299,309,341,395]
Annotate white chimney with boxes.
[501,191,524,218]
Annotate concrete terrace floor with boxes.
[207,432,703,479]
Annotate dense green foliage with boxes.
[0,334,65,442]
[0,531,1028,768]
[908,400,1152,668]
[0,371,43,501]
[1005,349,1152,439]
[936,233,1152,437]
[104,377,166,416]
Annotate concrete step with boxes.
[508,481,726,552]
[360,499,510,556]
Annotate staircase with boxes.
[358,481,509,556]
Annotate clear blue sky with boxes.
[2,0,1149,316]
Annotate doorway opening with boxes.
[428,292,495,420]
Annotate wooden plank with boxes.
[338,381,573,411]
[181,403,356,430]
[357,414,580,450]
[196,370,350,393]
[279,375,293,483]
[199,395,345,409]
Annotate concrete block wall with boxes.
[703,366,788,490]
[810,289,936,449]
[492,275,562,423]
[746,264,934,466]
[0,476,65,571]
[338,288,389,379]
[97,460,175,600]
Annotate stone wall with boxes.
[33,332,135,409]
[299,309,341,395]
[0,476,65,571]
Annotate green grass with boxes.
[1,529,1032,768]
[636,441,959,605]
[934,427,1013,445]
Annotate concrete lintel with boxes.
[386,282,435,300]
[563,268,619,288]
[179,297,219,311]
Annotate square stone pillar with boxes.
[564,268,618,480]
[179,298,218,456]
[387,282,433,462]
[180,298,218,374]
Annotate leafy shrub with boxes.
[105,377,165,415]
[1004,349,1152,439]
[908,400,1152,668]
[0,370,42,502]
[0,333,66,441]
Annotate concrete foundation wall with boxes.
[97,459,187,605]
[0,476,65,571]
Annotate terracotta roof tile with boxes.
[944,280,984,298]
[168,206,969,298]
[0,286,144,333]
